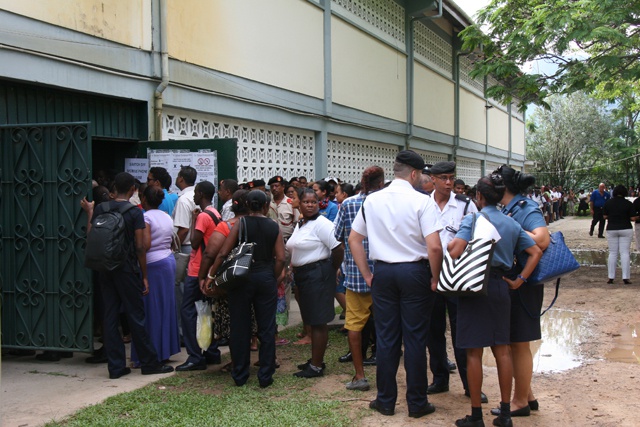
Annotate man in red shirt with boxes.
[176,181,222,371]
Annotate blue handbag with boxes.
[516,231,580,285]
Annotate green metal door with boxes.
[1,122,93,352]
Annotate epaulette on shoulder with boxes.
[455,194,470,203]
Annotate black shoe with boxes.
[598,235,605,238]
[408,402,436,418]
[492,416,513,427]
[363,355,377,366]
[338,352,353,363]
[490,406,529,417]
[217,337,229,346]
[607,279,614,284]
[85,353,108,364]
[293,364,323,378]
[36,351,71,361]
[297,359,326,370]
[528,399,539,411]
[259,378,274,388]
[464,389,488,403]
[369,399,394,416]
[109,367,131,379]
[455,415,485,427]
[589,230,594,236]
[427,382,449,394]
[448,359,457,372]
[141,364,174,375]
[176,361,207,372]
[205,355,222,365]
[624,279,632,285]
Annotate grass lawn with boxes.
[46,323,373,427]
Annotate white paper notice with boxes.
[124,158,149,183]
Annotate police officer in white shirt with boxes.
[424,162,488,403]
[349,150,443,419]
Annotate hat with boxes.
[324,176,339,184]
[268,176,285,185]
[395,150,426,170]
[422,163,433,175]
[248,179,266,189]
[430,161,456,175]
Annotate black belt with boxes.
[376,259,430,268]
[293,258,330,273]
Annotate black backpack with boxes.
[84,201,136,272]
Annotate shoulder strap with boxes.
[239,216,248,243]
[118,202,136,215]
[201,209,221,225]
[505,199,527,216]
[455,193,472,215]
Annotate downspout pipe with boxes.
[406,1,443,150]
[154,0,168,140]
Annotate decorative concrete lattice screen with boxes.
[163,111,315,183]
[486,161,504,175]
[327,137,399,185]
[414,22,452,75]
[411,149,449,167]
[460,56,485,94]
[332,0,405,43]
[456,157,482,185]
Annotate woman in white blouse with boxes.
[286,188,344,378]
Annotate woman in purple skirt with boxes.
[131,186,180,366]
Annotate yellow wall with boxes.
[414,64,454,135]
[0,0,151,49]
[459,88,486,144]
[488,108,509,151]
[331,17,407,122]
[512,118,525,155]
[168,0,324,99]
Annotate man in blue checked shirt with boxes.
[333,166,385,392]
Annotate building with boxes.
[0,0,526,351]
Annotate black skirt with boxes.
[294,258,335,326]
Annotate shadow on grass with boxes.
[45,323,374,427]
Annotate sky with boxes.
[454,0,491,21]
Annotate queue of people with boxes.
[79,154,558,426]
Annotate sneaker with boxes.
[293,364,323,378]
[455,415,485,427]
[345,377,370,391]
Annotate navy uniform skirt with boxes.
[294,258,335,326]
[457,271,511,349]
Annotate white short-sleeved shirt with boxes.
[221,199,235,221]
[351,179,442,263]
[435,191,478,249]
[172,186,196,245]
[286,215,340,267]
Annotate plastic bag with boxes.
[195,299,213,350]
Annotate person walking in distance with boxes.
[349,150,443,419]
[590,183,611,238]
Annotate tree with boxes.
[460,0,640,111]
[526,92,619,189]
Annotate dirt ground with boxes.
[306,216,640,427]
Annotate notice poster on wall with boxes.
[147,149,217,195]
[124,158,150,183]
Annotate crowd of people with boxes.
[64,151,612,426]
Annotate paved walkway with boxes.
[1,300,311,427]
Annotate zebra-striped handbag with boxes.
[437,213,496,297]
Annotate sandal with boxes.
[275,338,290,346]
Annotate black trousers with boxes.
[99,269,158,377]
[227,267,277,386]
[427,293,468,390]
[372,261,435,412]
[591,207,605,236]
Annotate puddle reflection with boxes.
[605,324,640,364]
[571,249,640,266]
[483,309,591,373]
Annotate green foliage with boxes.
[526,92,620,188]
[460,0,640,111]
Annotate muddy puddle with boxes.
[605,324,640,364]
[571,249,640,266]
[483,309,592,373]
